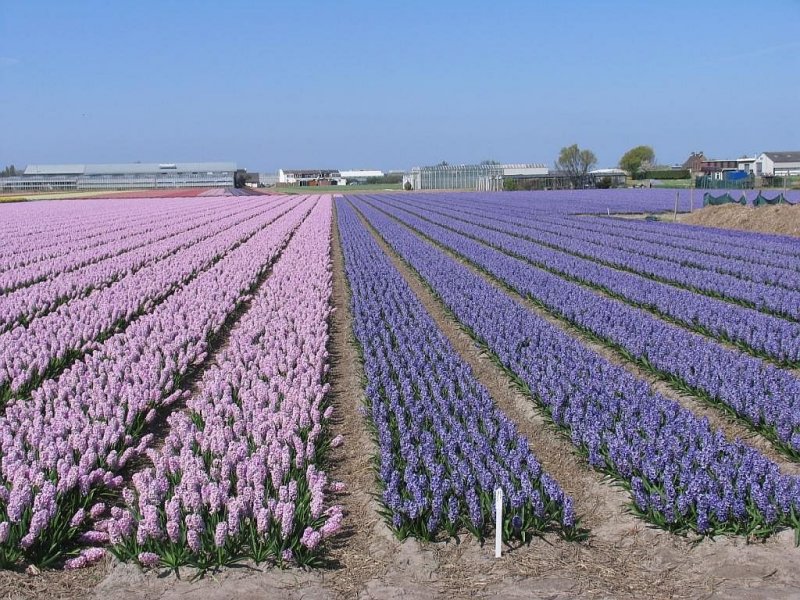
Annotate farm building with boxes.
[684,152,758,177]
[700,158,739,180]
[754,151,800,177]
[737,156,757,173]
[277,169,345,186]
[0,162,236,192]
[682,151,706,176]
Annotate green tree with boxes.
[503,178,519,191]
[1,165,18,177]
[555,144,597,187]
[596,176,613,189]
[480,159,501,165]
[619,145,656,179]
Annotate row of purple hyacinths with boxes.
[386,196,800,367]
[0,197,303,404]
[390,194,800,322]
[0,197,234,291]
[103,197,342,572]
[0,196,316,568]
[361,197,800,458]
[0,196,285,332]
[542,214,800,274]
[594,213,800,261]
[430,196,800,282]
[445,190,800,258]
[492,211,800,293]
[350,196,800,539]
[337,200,579,543]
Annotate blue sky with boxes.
[1,0,798,172]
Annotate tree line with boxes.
[553,144,658,187]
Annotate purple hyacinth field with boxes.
[1,190,800,599]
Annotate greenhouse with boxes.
[403,163,549,191]
[0,162,236,192]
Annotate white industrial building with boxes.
[275,168,387,186]
[339,169,384,181]
[1,162,236,192]
[754,151,800,176]
[277,169,345,186]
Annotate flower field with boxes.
[1,190,799,597]
[346,196,800,538]
[338,203,577,543]
[0,194,340,571]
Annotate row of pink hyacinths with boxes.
[104,196,342,572]
[0,196,230,285]
[0,196,317,569]
[0,196,228,267]
[0,200,150,256]
[0,195,281,332]
[0,197,301,400]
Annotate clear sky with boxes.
[1,0,798,172]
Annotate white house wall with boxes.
[755,154,774,176]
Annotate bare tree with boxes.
[556,144,597,188]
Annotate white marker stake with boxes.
[495,487,503,558]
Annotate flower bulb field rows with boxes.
[0,197,241,286]
[345,195,800,539]
[386,196,800,367]
[107,197,342,571]
[0,196,303,404]
[387,196,800,321]
[0,189,799,593]
[337,201,578,544]
[416,197,800,282]
[540,214,800,273]
[0,196,293,332]
[355,196,800,458]
[0,194,332,569]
